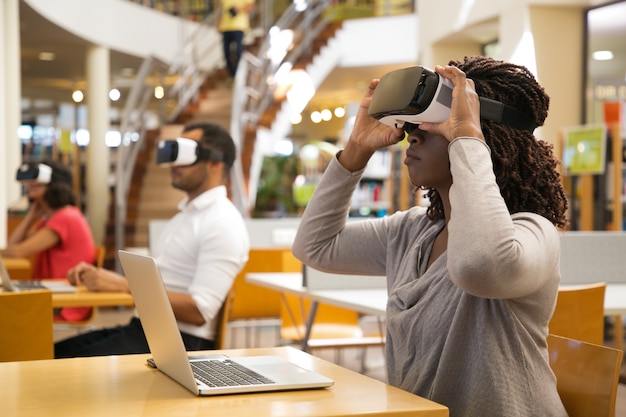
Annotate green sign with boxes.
[562,125,607,175]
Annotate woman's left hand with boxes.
[419,65,484,142]
[338,79,405,172]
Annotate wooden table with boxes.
[0,346,448,417]
[51,284,134,308]
[1,282,134,361]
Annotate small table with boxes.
[250,273,626,353]
[246,273,387,351]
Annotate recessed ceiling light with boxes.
[38,51,55,61]
[592,50,614,61]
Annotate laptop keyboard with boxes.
[191,359,275,387]
[15,281,46,290]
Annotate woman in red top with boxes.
[1,160,95,321]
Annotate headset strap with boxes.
[479,98,536,132]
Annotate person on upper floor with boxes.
[218,0,255,78]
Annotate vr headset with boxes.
[16,163,52,184]
[156,138,226,167]
[368,66,536,132]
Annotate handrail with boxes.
[228,0,333,214]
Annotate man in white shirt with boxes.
[55,122,250,358]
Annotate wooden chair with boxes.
[549,282,606,345]
[0,290,54,361]
[215,289,235,350]
[547,334,623,417]
[53,245,107,333]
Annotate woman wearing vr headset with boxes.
[1,160,96,322]
[292,56,568,416]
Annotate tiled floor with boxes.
[54,307,626,416]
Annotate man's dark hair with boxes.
[423,55,568,228]
[183,122,237,168]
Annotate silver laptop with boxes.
[0,257,77,293]
[117,249,334,396]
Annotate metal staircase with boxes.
[109,0,340,267]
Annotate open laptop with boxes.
[0,257,76,293]
[117,249,334,396]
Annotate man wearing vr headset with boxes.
[1,160,96,322]
[55,122,250,358]
[293,56,568,416]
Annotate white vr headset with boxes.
[368,66,536,132]
[16,163,52,184]
[156,138,226,167]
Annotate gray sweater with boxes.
[292,138,568,416]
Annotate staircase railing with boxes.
[113,11,221,269]
[113,0,346,265]
[229,0,333,214]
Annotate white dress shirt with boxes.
[151,185,249,340]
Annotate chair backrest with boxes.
[547,334,622,417]
[94,245,106,268]
[214,289,234,350]
[229,248,301,321]
[0,290,54,361]
[549,282,606,345]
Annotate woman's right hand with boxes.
[338,79,404,172]
[25,200,44,220]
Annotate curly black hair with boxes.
[423,56,568,228]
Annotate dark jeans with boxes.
[54,317,215,359]
[222,30,244,77]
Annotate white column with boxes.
[0,0,22,246]
[527,5,584,145]
[85,45,111,246]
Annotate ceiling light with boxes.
[310,111,322,123]
[154,86,164,99]
[109,88,121,101]
[321,109,332,121]
[334,107,346,118]
[38,51,55,61]
[592,50,614,61]
[72,90,84,103]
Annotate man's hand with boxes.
[67,262,130,293]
